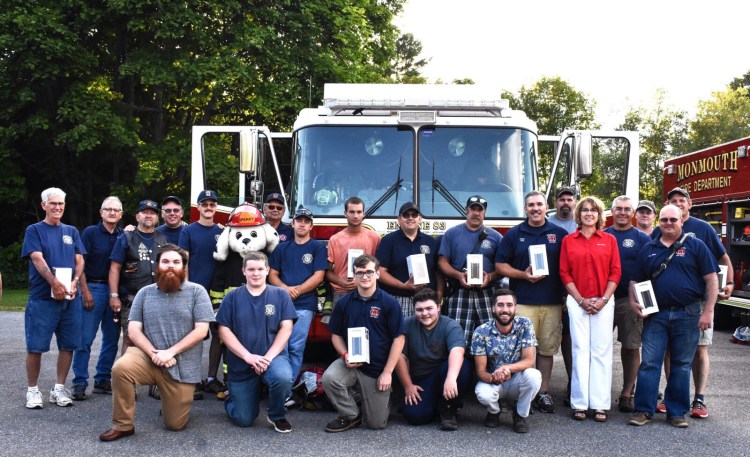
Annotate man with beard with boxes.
[438,195,502,346]
[471,289,541,434]
[263,193,294,243]
[99,244,213,441]
[495,190,568,414]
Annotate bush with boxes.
[0,242,28,289]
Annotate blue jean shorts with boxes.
[25,297,83,352]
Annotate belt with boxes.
[87,278,108,284]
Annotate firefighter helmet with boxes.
[226,202,267,227]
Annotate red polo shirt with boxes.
[559,229,622,298]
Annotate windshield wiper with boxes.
[431,156,465,215]
[366,156,403,218]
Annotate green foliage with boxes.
[0,242,27,289]
[688,86,750,150]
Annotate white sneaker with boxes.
[49,386,74,407]
[26,390,44,409]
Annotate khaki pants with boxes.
[321,358,391,429]
[111,347,195,431]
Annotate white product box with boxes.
[718,265,728,289]
[466,254,484,285]
[347,327,370,364]
[347,249,364,278]
[528,244,549,276]
[633,280,659,315]
[52,267,73,300]
[407,253,430,285]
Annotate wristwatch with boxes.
[110,293,119,298]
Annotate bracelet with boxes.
[601,296,610,302]
[341,352,348,361]
[110,293,119,298]
[578,297,584,305]
[727,282,734,285]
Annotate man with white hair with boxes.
[21,187,86,408]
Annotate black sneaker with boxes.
[534,392,555,413]
[439,403,458,431]
[618,395,634,413]
[267,416,292,433]
[72,384,87,401]
[193,385,204,401]
[93,379,112,395]
[512,410,529,433]
[325,415,362,433]
[203,378,226,394]
[483,411,501,428]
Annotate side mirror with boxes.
[575,133,592,178]
[239,129,259,174]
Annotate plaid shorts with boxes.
[446,287,493,347]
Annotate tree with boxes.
[688,86,750,150]
[391,33,429,83]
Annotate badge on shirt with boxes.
[63,235,73,245]
[302,253,313,264]
[546,234,557,244]
[623,239,634,248]
[265,304,276,316]
[370,306,381,319]
[420,245,431,254]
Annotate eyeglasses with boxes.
[580,208,597,213]
[613,207,633,213]
[265,204,284,211]
[162,208,182,214]
[468,197,487,205]
[659,217,679,223]
[46,202,65,207]
[401,211,419,219]
[353,270,377,278]
[200,202,217,208]
[101,207,122,213]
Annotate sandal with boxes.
[594,410,608,422]
[573,410,587,421]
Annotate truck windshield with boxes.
[289,125,535,219]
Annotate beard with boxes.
[493,312,514,327]
[155,267,186,293]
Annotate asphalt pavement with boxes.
[0,310,748,456]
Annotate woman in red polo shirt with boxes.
[559,196,621,422]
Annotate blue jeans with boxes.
[401,358,473,425]
[634,302,701,418]
[288,309,314,383]
[224,356,292,426]
[73,283,120,386]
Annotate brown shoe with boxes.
[99,428,135,442]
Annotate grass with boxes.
[0,289,28,311]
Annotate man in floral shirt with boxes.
[470,288,541,433]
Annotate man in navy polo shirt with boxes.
[179,189,223,395]
[629,204,718,428]
[269,207,327,382]
[22,187,86,409]
[604,195,651,413]
[263,193,294,243]
[72,196,124,400]
[156,196,185,244]
[377,202,442,317]
[495,190,567,414]
[322,254,405,432]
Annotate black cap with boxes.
[293,207,314,221]
[136,199,159,213]
[636,200,656,213]
[398,201,421,216]
[197,190,218,204]
[265,193,284,204]
[466,195,488,210]
[161,195,182,207]
[667,187,690,200]
[556,186,575,199]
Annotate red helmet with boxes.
[226,202,266,227]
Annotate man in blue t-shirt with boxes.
[376,202,443,317]
[604,195,651,413]
[628,205,718,428]
[72,196,124,400]
[438,195,502,346]
[179,189,223,394]
[263,192,294,243]
[217,251,297,433]
[269,208,327,382]
[651,187,732,419]
[156,195,185,244]
[495,190,568,414]
[321,254,405,432]
[21,187,86,409]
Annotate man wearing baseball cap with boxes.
[264,193,294,243]
[650,187,732,419]
[635,200,656,236]
[269,208,327,383]
[548,187,578,234]
[156,196,185,244]
[376,202,442,317]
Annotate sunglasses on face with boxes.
[659,217,679,223]
[468,197,487,205]
[266,205,284,211]
[162,208,182,214]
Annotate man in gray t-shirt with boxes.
[99,245,214,442]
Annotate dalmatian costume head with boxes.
[214,202,280,261]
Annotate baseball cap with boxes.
[636,200,656,213]
[556,186,575,199]
[136,199,159,213]
[398,201,421,216]
[197,190,218,204]
[265,193,284,204]
[667,187,690,200]
[466,195,488,210]
[161,195,182,207]
[293,208,314,222]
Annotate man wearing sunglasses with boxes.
[322,254,405,432]
[376,202,443,317]
[628,205,719,428]
[438,195,502,346]
[263,193,294,243]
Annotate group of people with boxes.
[20,183,724,440]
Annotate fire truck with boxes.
[190,84,640,340]
[663,135,750,325]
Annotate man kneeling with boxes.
[471,288,541,433]
[395,288,472,430]
[99,244,213,441]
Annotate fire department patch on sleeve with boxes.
[265,304,276,316]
